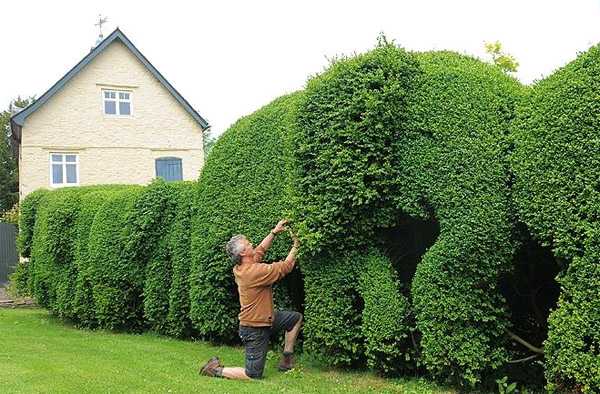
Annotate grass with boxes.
[0,308,455,394]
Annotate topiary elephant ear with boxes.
[294,44,523,385]
[511,43,600,393]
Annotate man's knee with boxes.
[245,368,264,379]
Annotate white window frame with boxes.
[102,89,133,117]
[49,152,80,188]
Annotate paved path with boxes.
[0,286,10,301]
[0,285,35,308]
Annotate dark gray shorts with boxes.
[239,310,302,379]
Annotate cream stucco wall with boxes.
[19,39,205,199]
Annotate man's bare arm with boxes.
[257,219,288,253]
[285,233,300,264]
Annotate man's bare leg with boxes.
[284,316,303,354]
[221,367,251,380]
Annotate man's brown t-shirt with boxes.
[233,245,295,327]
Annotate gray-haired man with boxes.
[200,219,302,380]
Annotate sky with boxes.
[2,0,600,137]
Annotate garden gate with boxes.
[0,223,18,285]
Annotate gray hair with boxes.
[226,235,246,264]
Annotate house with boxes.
[10,28,209,200]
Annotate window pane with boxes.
[51,154,63,162]
[155,158,182,182]
[104,91,110,98]
[110,91,116,98]
[52,164,63,184]
[66,164,77,183]
[119,92,130,100]
[119,101,131,115]
[104,100,116,114]
[65,155,76,162]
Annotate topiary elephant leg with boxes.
[412,233,511,386]
[302,256,364,367]
[357,249,414,375]
[544,247,600,393]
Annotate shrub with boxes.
[18,189,49,258]
[166,182,197,338]
[87,186,146,330]
[137,180,175,333]
[511,43,600,392]
[28,188,80,309]
[189,93,301,341]
[72,188,125,327]
[8,260,30,297]
[0,203,19,227]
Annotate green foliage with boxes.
[29,188,78,308]
[358,250,414,375]
[22,181,197,334]
[87,184,164,331]
[511,43,600,393]
[0,131,17,212]
[292,43,421,366]
[8,260,30,297]
[166,182,197,338]
[18,189,49,258]
[189,93,301,341]
[485,41,519,73]
[302,257,364,367]
[402,51,522,386]
[293,45,521,385]
[0,203,19,226]
[293,43,421,254]
[72,189,121,328]
[0,97,35,213]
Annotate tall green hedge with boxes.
[17,188,49,258]
[73,189,122,327]
[166,182,197,338]
[511,44,600,393]
[21,181,196,333]
[143,181,196,335]
[29,188,78,309]
[189,93,300,341]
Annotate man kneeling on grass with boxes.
[200,219,302,380]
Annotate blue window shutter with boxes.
[155,157,182,182]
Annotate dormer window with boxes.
[103,89,132,116]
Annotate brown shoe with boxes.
[278,352,294,371]
[199,356,224,377]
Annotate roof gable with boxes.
[11,28,209,130]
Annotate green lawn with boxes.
[0,308,453,394]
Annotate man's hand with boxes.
[272,219,289,235]
[292,232,300,249]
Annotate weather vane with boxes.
[95,14,108,39]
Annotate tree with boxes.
[202,127,217,159]
[0,97,34,212]
[484,40,519,73]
